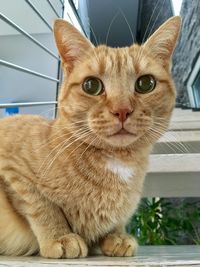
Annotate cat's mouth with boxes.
[109,128,137,137]
[100,126,140,147]
[105,127,138,146]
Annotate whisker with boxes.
[37,118,100,131]
[78,135,98,160]
[38,128,90,177]
[89,24,99,46]
[85,0,99,46]
[149,128,190,153]
[164,131,190,153]
[148,129,180,153]
[105,11,120,45]
[118,7,135,44]
[90,46,100,64]
[37,137,71,177]
[137,0,166,65]
[63,132,95,164]
[141,0,161,44]
[153,119,191,153]
[146,0,167,41]
[41,130,92,177]
[34,126,88,152]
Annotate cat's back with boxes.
[0,114,49,131]
[0,115,51,255]
[0,114,55,164]
[0,114,52,146]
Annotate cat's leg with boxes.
[100,225,138,257]
[2,174,88,259]
[0,187,38,256]
[23,194,88,259]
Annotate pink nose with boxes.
[110,108,133,122]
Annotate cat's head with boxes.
[54,16,181,148]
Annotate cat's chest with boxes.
[62,158,142,243]
[104,158,135,183]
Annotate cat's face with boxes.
[54,17,181,148]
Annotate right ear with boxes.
[143,16,181,68]
[54,19,94,72]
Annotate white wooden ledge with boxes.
[169,109,200,130]
[0,246,200,266]
[144,108,200,197]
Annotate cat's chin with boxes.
[104,132,139,147]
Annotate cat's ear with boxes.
[54,19,94,72]
[143,16,181,67]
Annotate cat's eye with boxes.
[135,75,156,94]
[82,77,104,96]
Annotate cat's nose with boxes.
[110,107,133,122]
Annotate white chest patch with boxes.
[105,158,134,182]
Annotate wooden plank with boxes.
[169,109,200,130]
[148,109,200,196]
[143,172,200,197]
[169,121,200,130]
[153,130,200,154]
[158,130,200,143]
[0,246,200,266]
[172,109,200,120]
[149,154,200,173]
[146,153,200,197]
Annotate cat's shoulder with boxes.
[0,114,48,123]
[0,114,52,130]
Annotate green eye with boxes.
[82,77,104,96]
[135,75,156,94]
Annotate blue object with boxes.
[5,107,19,116]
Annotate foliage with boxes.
[127,198,200,245]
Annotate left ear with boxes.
[143,16,181,67]
[54,19,94,72]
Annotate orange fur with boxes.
[0,16,181,258]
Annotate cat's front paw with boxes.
[100,233,138,257]
[40,233,88,259]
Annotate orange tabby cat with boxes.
[0,16,181,258]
